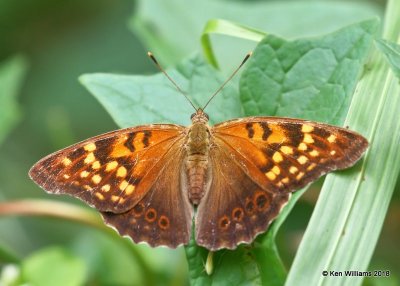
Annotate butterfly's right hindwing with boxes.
[102,139,193,248]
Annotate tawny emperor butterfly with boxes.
[29,53,368,250]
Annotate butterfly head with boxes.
[191,108,209,124]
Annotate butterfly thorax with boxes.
[185,110,211,205]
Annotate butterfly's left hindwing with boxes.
[195,138,290,250]
[29,125,185,213]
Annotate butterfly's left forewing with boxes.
[195,117,368,250]
[213,117,368,191]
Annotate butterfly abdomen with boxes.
[185,123,211,205]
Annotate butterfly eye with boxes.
[190,113,196,119]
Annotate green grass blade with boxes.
[0,56,27,146]
[286,1,400,285]
[375,39,400,77]
[201,19,266,68]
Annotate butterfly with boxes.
[29,53,368,251]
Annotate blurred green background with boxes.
[0,0,398,285]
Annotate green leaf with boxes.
[72,232,145,286]
[240,19,379,125]
[82,19,380,286]
[0,56,27,145]
[184,189,306,286]
[201,19,266,68]
[252,188,308,286]
[80,55,243,127]
[186,18,377,286]
[375,39,400,78]
[185,235,262,286]
[0,244,20,264]
[286,0,400,284]
[132,0,380,66]
[21,247,87,286]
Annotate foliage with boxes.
[0,56,27,146]
[1,0,399,285]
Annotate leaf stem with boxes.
[0,199,155,286]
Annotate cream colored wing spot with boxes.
[111,195,120,202]
[265,171,276,180]
[307,163,316,171]
[289,166,298,174]
[80,171,89,178]
[106,161,118,172]
[297,156,308,165]
[95,192,105,200]
[330,150,336,155]
[92,175,102,184]
[282,177,289,184]
[83,185,92,191]
[271,166,280,175]
[303,134,314,144]
[124,184,135,195]
[296,172,305,180]
[62,157,72,166]
[280,146,293,155]
[116,166,127,178]
[119,180,129,191]
[92,161,101,170]
[298,143,307,151]
[84,143,96,152]
[309,150,319,157]
[84,152,96,164]
[101,184,111,192]
[301,124,314,133]
[63,174,70,179]
[272,152,283,163]
[327,134,337,143]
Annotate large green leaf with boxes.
[21,247,87,286]
[240,19,378,125]
[131,0,380,67]
[80,55,242,127]
[0,56,27,145]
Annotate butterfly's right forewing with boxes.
[29,124,185,213]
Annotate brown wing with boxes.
[102,139,193,248]
[195,117,368,250]
[29,124,186,213]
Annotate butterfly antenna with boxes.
[202,52,252,111]
[147,52,197,111]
